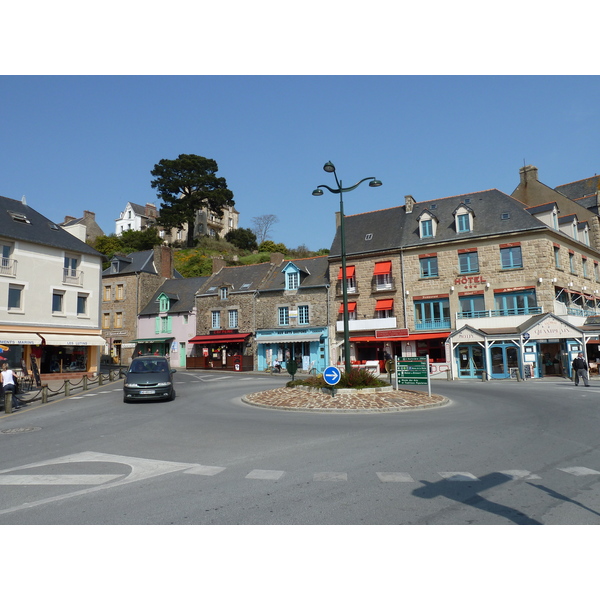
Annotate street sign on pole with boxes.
[395,355,431,396]
[323,365,342,386]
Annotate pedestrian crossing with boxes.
[180,465,600,482]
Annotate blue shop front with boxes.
[449,313,586,380]
[255,327,328,373]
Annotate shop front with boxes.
[130,336,174,359]
[187,331,253,371]
[450,314,585,380]
[256,328,328,373]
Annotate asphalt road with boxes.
[2,372,600,525]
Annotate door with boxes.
[179,342,186,367]
[490,345,520,378]
[457,345,484,378]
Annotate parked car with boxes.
[123,356,176,402]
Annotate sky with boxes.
[2,75,600,253]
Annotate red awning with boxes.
[337,266,355,279]
[338,302,357,313]
[375,299,394,311]
[373,261,392,275]
[351,332,450,342]
[189,333,250,344]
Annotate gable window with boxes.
[211,310,221,329]
[298,305,309,325]
[228,309,238,328]
[457,213,470,233]
[419,255,438,278]
[500,245,523,269]
[278,306,289,326]
[421,219,433,238]
[220,287,228,300]
[52,290,64,314]
[286,272,299,290]
[459,250,479,274]
[8,284,23,311]
[159,295,170,312]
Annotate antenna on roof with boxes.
[21,195,27,205]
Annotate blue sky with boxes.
[2,75,600,252]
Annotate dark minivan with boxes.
[123,356,176,402]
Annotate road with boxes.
[1,371,600,525]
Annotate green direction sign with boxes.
[396,356,428,385]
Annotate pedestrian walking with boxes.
[572,352,590,387]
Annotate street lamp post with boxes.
[312,162,382,374]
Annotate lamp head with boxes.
[323,161,336,173]
[312,188,324,196]
[369,179,383,188]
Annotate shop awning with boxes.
[337,266,355,279]
[373,261,392,275]
[375,299,394,311]
[0,332,43,345]
[189,333,251,344]
[40,334,107,346]
[338,302,357,313]
[130,337,174,344]
[257,333,322,344]
[351,332,450,342]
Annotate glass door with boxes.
[457,345,484,378]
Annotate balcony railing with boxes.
[0,257,17,276]
[415,318,452,330]
[63,268,83,285]
[371,276,396,293]
[456,306,543,319]
[335,282,358,296]
[567,306,600,317]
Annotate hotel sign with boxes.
[527,316,580,340]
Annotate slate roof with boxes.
[102,249,183,278]
[555,176,600,202]
[329,189,548,258]
[0,195,103,257]
[259,255,330,291]
[139,276,210,316]
[196,261,277,296]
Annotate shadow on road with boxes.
[526,482,600,519]
[412,472,542,525]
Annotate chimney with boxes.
[404,195,415,214]
[212,257,226,274]
[145,203,157,217]
[153,245,174,279]
[519,165,539,186]
[83,210,95,219]
[270,252,284,265]
[335,211,341,230]
[64,215,76,223]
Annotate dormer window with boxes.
[158,294,171,312]
[282,262,302,290]
[220,287,228,300]
[454,205,474,234]
[417,210,437,239]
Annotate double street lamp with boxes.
[312,161,382,373]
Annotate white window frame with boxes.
[212,310,221,329]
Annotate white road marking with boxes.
[558,466,600,476]
[0,474,121,485]
[184,465,226,476]
[377,472,415,482]
[438,472,480,481]
[313,472,348,482]
[246,469,285,480]
[498,470,542,480]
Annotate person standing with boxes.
[572,352,590,387]
[1,363,25,410]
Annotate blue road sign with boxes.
[323,366,341,386]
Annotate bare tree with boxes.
[251,214,279,245]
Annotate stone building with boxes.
[101,246,178,364]
[329,179,600,380]
[60,210,105,245]
[188,256,284,370]
[254,255,330,373]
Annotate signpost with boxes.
[323,365,342,386]
[395,355,431,397]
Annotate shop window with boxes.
[459,251,479,274]
[278,306,289,326]
[228,309,238,328]
[298,305,309,325]
[8,284,23,311]
[500,246,523,269]
[420,256,438,278]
